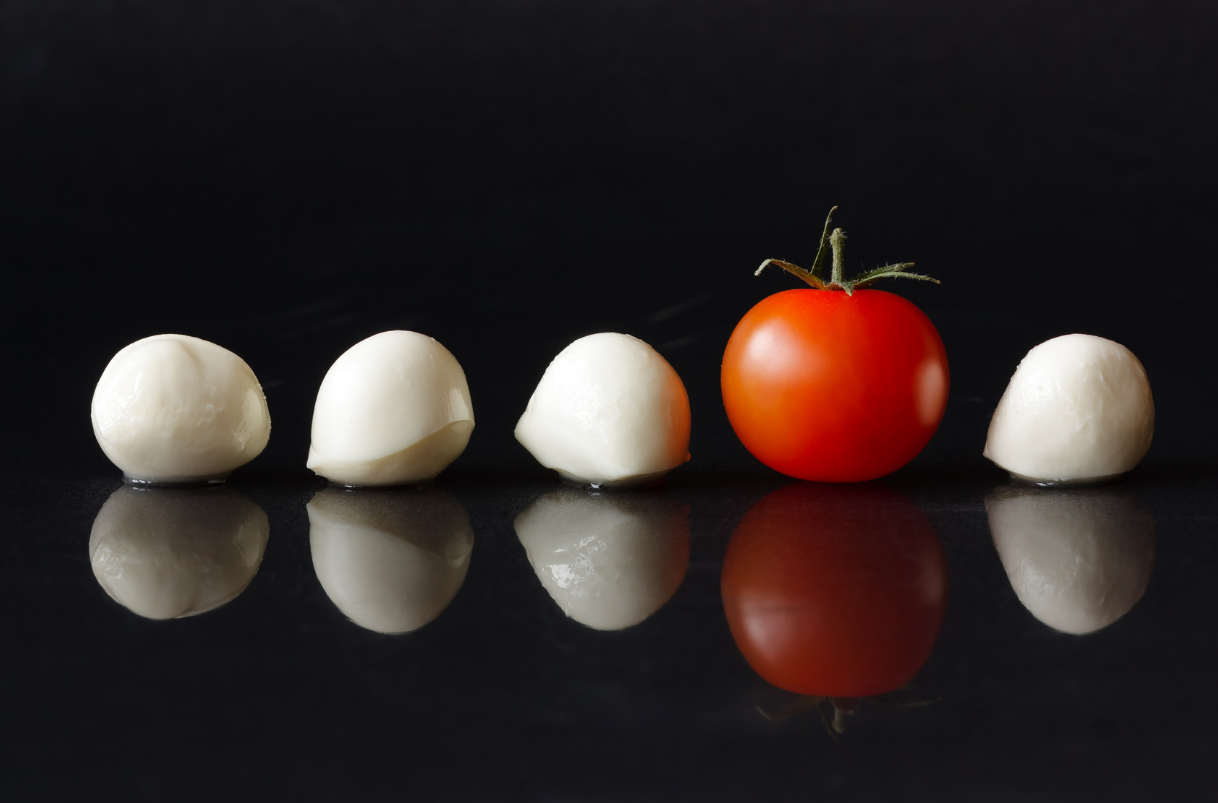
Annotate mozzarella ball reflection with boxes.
[308,488,473,634]
[986,486,1154,634]
[89,486,269,620]
[513,489,690,630]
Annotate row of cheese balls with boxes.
[90,328,1155,486]
[90,330,690,486]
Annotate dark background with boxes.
[2,2,1216,800]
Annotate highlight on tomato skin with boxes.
[721,482,949,699]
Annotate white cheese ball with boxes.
[984,334,1154,483]
[307,331,475,486]
[515,333,691,487]
[986,487,1154,634]
[307,488,473,634]
[91,334,271,483]
[90,486,269,620]
[513,489,690,630]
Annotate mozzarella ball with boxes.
[986,487,1154,634]
[308,488,473,634]
[514,333,691,487]
[307,331,475,486]
[984,334,1154,483]
[89,486,269,620]
[513,489,690,630]
[91,334,271,483]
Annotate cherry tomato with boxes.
[722,288,948,482]
[721,483,948,698]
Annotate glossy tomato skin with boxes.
[722,288,948,482]
[721,483,948,698]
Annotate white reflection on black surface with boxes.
[308,488,473,635]
[89,486,269,620]
[986,486,1155,635]
[514,489,690,631]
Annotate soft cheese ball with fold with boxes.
[308,331,475,486]
[90,334,271,483]
[515,333,691,487]
[984,334,1154,482]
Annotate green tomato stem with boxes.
[754,206,940,295]
[830,228,847,287]
[809,206,837,280]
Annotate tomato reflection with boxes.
[722,483,948,699]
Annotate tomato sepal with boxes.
[755,206,940,295]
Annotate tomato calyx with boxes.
[757,691,940,737]
[755,206,940,295]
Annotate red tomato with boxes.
[722,288,948,482]
[721,483,948,698]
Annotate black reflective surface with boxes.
[5,2,1218,800]
[5,464,1217,800]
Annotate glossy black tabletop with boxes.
[5,459,1217,801]
[4,2,1218,800]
